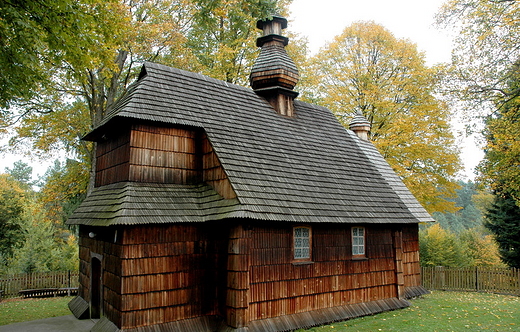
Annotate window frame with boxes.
[292,225,312,263]
[351,226,366,259]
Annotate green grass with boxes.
[299,291,520,331]
[0,292,518,330]
[0,296,73,326]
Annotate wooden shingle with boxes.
[70,61,433,226]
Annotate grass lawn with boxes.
[299,291,520,331]
[0,296,73,326]
[0,291,518,330]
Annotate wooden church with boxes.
[67,15,432,332]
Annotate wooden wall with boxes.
[78,228,90,303]
[202,133,236,199]
[78,222,422,330]
[95,129,131,187]
[78,226,122,324]
[248,223,398,322]
[94,123,236,199]
[78,224,227,330]
[128,124,201,185]
[401,224,422,288]
[95,124,200,187]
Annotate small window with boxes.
[293,226,312,261]
[352,226,365,257]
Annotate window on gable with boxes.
[352,226,366,257]
[293,226,312,261]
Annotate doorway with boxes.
[90,256,102,318]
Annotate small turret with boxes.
[250,15,299,116]
[349,110,371,141]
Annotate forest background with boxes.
[0,0,519,274]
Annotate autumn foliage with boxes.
[308,22,461,214]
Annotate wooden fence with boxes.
[2,268,518,300]
[422,266,520,296]
[0,271,79,299]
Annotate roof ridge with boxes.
[143,61,252,93]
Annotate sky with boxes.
[0,0,483,180]
[289,0,452,64]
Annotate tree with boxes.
[0,174,26,262]
[419,223,472,267]
[3,0,292,196]
[485,191,520,268]
[4,161,34,189]
[436,0,520,119]
[433,181,487,233]
[187,0,290,85]
[310,21,461,214]
[39,159,89,226]
[477,92,520,204]
[0,0,126,110]
[0,161,82,274]
[459,227,504,267]
[9,203,79,273]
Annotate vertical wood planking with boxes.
[201,133,237,198]
[248,224,400,322]
[128,124,201,184]
[421,266,520,296]
[392,228,405,299]
[95,130,131,187]
[226,224,251,328]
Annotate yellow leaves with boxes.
[478,97,520,204]
[311,21,461,214]
[0,174,25,197]
[460,228,505,267]
[13,100,92,161]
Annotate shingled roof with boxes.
[66,60,433,226]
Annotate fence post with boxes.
[68,270,72,296]
[475,267,479,292]
[435,266,445,290]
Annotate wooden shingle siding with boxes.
[95,130,131,187]
[117,225,222,329]
[95,124,209,187]
[77,224,227,329]
[248,224,399,322]
[225,224,252,328]
[128,124,201,185]
[202,134,236,199]
[401,224,423,291]
[77,222,424,331]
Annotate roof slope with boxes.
[67,182,240,226]
[71,62,433,225]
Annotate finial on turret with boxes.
[349,110,371,141]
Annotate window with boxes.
[293,226,311,261]
[352,227,365,257]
